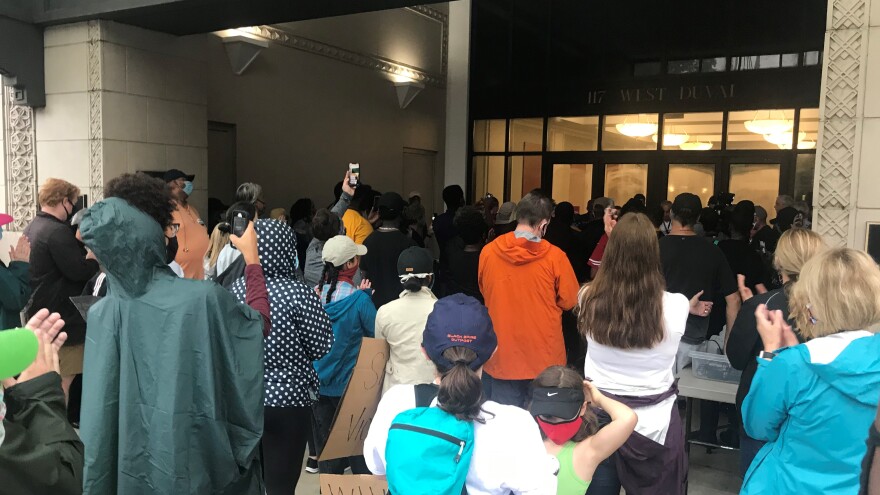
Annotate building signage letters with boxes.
[587,83,735,106]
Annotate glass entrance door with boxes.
[551,163,593,215]
[667,163,715,206]
[728,163,781,211]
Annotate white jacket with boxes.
[364,384,557,495]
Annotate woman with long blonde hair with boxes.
[727,228,826,475]
[578,213,704,495]
[203,224,230,280]
[741,248,880,494]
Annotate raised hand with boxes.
[689,290,713,317]
[9,235,31,263]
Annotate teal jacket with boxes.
[314,288,376,397]
[0,260,30,329]
[742,331,880,495]
[78,198,265,495]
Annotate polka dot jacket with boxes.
[232,219,334,407]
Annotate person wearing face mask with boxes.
[23,178,100,402]
[0,309,84,495]
[528,366,637,495]
[0,213,32,328]
[478,189,579,408]
[165,169,209,279]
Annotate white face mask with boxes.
[0,386,6,447]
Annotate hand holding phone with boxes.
[348,163,360,188]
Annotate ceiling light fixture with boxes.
[764,131,806,146]
[679,141,713,150]
[652,132,690,147]
[615,115,657,137]
[744,110,793,135]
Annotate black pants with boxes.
[263,405,310,494]
[311,395,371,474]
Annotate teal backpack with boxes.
[385,384,475,495]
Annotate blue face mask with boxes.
[182,181,194,196]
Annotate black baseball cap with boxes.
[377,192,407,215]
[528,387,585,421]
[672,193,702,215]
[163,169,195,182]
[423,294,497,371]
[398,247,434,277]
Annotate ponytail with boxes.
[321,261,341,304]
[437,347,489,423]
[402,276,426,293]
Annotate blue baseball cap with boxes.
[422,294,497,371]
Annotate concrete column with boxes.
[813,0,880,249]
[34,20,209,216]
[443,0,471,190]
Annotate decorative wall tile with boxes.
[3,86,38,231]
[89,20,105,201]
[814,0,868,247]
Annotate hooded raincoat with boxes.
[78,198,265,495]
[478,232,579,380]
[231,219,333,408]
[742,331,880,495]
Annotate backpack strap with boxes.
[414,383,440,407]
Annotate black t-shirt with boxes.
[361,230,417,308]
[718,239,765,292]
[659,235,738,344]
[750,225,781,254]
[446,245,483,302]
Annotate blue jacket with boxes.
[314,289,376,397]
[742,331,880,495]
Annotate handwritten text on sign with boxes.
[320,338,389,461]
[320,474,389,495]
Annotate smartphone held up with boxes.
[349,163,360,188]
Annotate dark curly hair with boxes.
[105,173,175,229]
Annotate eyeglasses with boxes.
[805,303,818,325]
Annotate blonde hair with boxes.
[790,248,880,339]
[205,224,230,269]
[38,178,80,207]
[773,228,827,280]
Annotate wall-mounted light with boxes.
[219,34,268,75]
[393,79,424,109]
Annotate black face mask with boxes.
[165,236,179,264]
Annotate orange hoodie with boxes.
[478,232,580,380]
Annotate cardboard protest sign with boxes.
[319,337,389,461]
[319,474,389,495]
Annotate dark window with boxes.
[781,53,799,67]
[634,61,662,76]
[668,59,700,74]
[804,51,821,66]
[701,57,727,72]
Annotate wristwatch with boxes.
[758,350,777,361]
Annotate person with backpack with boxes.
[312,235,377,475]
[528,366,637,495]
[364,293,557,495]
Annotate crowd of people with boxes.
[1,166,879,495]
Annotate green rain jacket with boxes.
[0,259,30,329]
[78,198,265,495]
